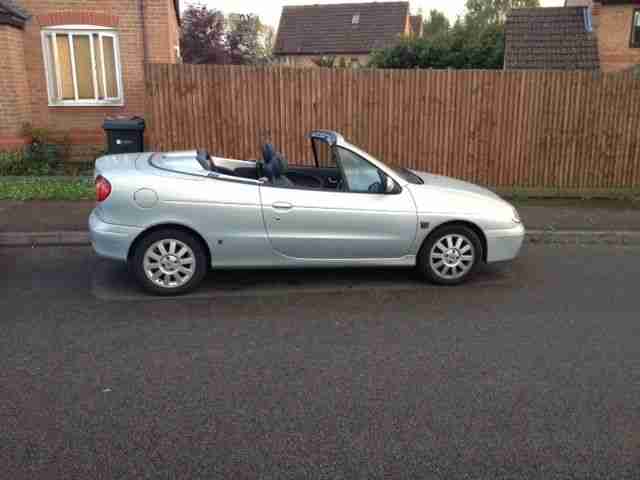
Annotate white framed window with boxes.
[41,26,124,106]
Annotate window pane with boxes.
[55,34,75,100]
[338,148,383,193]
[93,34,105,99]
[44,34,59,101]
[73,35,95,99]
[102,36,118,98]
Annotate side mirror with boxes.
[385,175,398,194]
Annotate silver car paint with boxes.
[91,133,524,267]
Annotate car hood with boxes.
[409,170,501,201]
[405,170,513,219]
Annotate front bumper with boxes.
[89,209,143,262]
[485,224,525,263]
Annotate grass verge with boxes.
[0,177,93,201]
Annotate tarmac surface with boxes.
[1,243,640,478]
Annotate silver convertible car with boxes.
[90,130,524,295]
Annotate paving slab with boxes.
[512,199,640,231]
[1,198,640,235]
[0,201,92,233]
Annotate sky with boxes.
[191,0,565,30]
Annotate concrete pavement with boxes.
[2,199,640,246]
[1,243,640,478]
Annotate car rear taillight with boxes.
[95,175,112,202]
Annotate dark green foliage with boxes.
[0,149,57,176]
[423,10,450,38]
[370,0,537,70]
[0,125,68,176]
[369,24,504,70]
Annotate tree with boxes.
[369,0,537,70]
[464,0,540,26]
[180,4,228,64]
[423,9,450,38]
[259,25,276,63]
[226,13,262,64]
[180,5,274,65]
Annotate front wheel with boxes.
[129,229,208,295]
[417,225,483,285]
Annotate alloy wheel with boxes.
[429,233,475,281]
[143,239,196,288]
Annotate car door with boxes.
[259,148,417,260]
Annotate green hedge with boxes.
[0,146,59,176]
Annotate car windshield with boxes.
[393,167,424,185]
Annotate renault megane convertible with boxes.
[89,130,524,295]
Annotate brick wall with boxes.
[594,3,640,72]
[0,25,31,147]
[144,0,181,63]
[0,0,180,161]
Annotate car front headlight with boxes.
[512,206,521,224]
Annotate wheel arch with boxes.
[420,220,488,262]
[127,223,212,266]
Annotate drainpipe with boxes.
[139,0,149,64]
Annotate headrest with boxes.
[263,153,288,181]
[261,143,287,181]
[263,143,276,165]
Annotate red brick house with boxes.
[274,2,422,67]
[505,0,640,72]
[0,0,180,160]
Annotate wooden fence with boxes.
[145,64,640,191]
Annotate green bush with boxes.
[0,149,57,176]
[368,24,505,70]
[0,124,68,176]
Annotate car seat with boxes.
[260,143,293,187]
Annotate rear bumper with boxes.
[89,210,143,262]
[485,224,525,263]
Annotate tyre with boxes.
[129,228,208,295]
[416,225,483,285]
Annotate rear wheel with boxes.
[417,225,482,285]
[129,229,208,295]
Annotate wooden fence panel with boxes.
[145,64,640,190]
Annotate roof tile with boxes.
[0,0,28,19]
[505,7,600,70]
[274,2,409,55]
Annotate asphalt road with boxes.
[1,244,640,479]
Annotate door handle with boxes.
[272,201,293,210]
